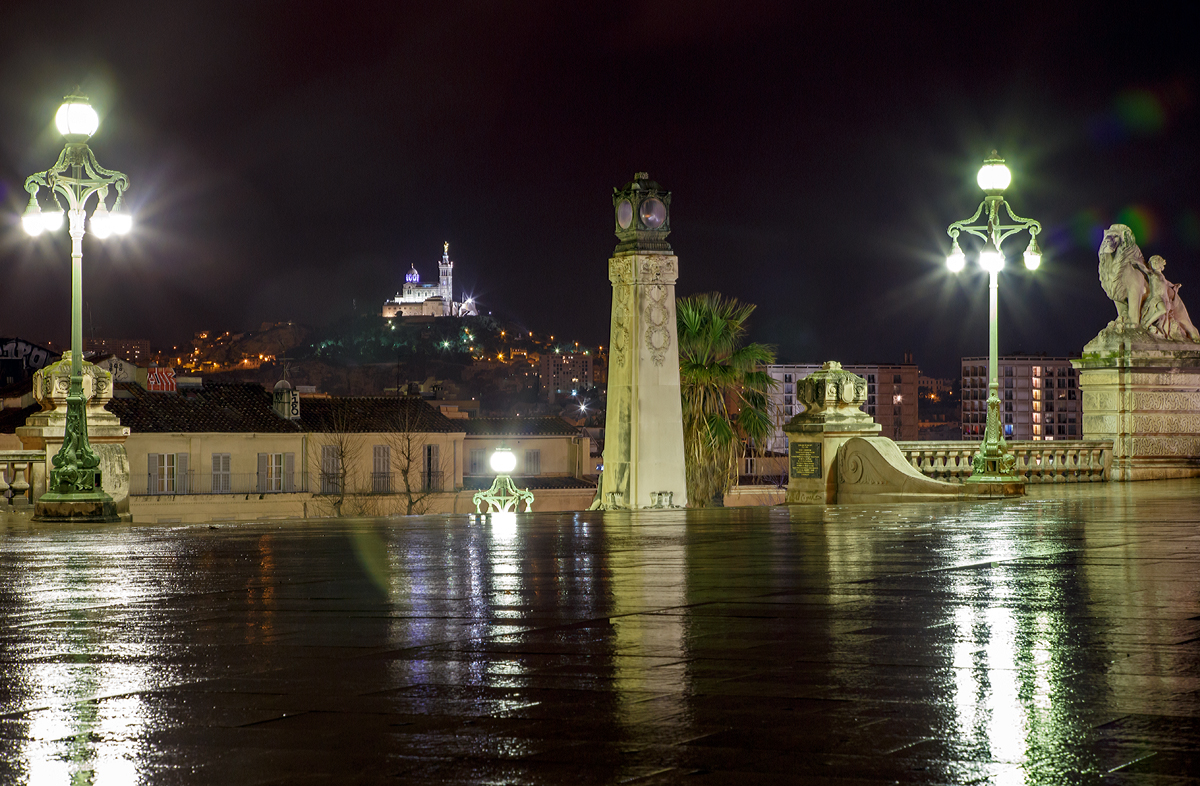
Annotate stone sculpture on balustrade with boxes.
[1074,224,1200,480]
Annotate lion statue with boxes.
[1098,224,1200,342]
[1098,223,1150,326]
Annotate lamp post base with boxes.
[32,489,121,523]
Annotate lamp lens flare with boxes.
[1024,251,1041,270]
[979,250,1005,273]
[54,100,100,138]
[110,212,132,235]
[946,249,966,273]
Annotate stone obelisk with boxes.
[601,173,688,509]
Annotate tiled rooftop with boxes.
[462,416,579,437]
[106,382,301,433]
[297,396,465,434]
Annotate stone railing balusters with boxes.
[893,440,1112,483]
[0,451,47,511]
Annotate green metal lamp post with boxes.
[24,93,132,521]
[945,151,1041,484]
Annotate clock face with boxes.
[640,197,666,229]
[616,199,633,229]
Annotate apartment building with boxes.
[961,355,1080,440]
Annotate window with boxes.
[469,448,485,475]
[212,453,231,493]
[320,445,340,493]
[893,374,901,383]
[525,449,541,476]
[373,445,391,493]
[783,374,792,383]
[424,444,442,490]
[1005,366,1013,376]
[148,452,188,494]
[257,452,294,493]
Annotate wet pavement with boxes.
[2,481,1199,784]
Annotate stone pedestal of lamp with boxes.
[17,354,131,518]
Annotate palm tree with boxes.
[676,292,776,507]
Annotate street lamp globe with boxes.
[946,238,966,272]
[90,199,113,238]
[54,96,99,141]
[979,249,1005,274]
[976,152,1011,193]
[40,195,64,232]
[489,447,517,474]
[1023,236,1042,270]
[21,195,44,235]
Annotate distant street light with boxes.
[471,446,534,515]
[24,92,132,521]
[945,151,1041,484]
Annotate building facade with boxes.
[538,352,594,402]
[766,363,919,449]
[961,355,1080,440]
[461,417,592,490]
[382,243,477,318]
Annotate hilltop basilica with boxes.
[382,243,478,318]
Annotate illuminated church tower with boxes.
[439,241,453,303]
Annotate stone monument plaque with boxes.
[789,442,821,479]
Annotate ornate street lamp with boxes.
[946,151,1041,484]
[24,92,131,521]
[471,446,534,514]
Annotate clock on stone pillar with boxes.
[613,172,672,254]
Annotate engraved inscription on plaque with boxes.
[789,442,821,479]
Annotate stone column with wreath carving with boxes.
[600,174,688,509]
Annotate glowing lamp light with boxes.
[54,96,99,141]
[976,152,1011,193]
[40,203,64,232]
[109,197,132,235]
[489,447,517,474]
[21,199,43,236]
[979,249,1005,273]
[90,200,113,238]
[946,239,966,272]
[1023,236,1042,270]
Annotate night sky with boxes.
[1,2,1196,378]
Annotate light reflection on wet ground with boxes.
[2,480,1199,783]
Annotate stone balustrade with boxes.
[0,451,46,511]
[893,441,1112,483]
